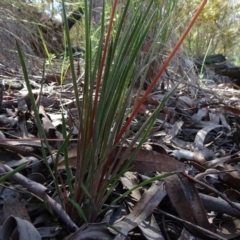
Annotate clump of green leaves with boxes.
[17,0,196,227]
[176,0,240,57]
[61,0,180,224]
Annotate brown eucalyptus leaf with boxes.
[0,216,41,240]
[165,174,212,238]
[120,172,164,240]
[112,181,167,238]
[129,148,185,173]
[194,125,230,149]
[58,146,184,173]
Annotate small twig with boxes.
[156,208,226,240]
[3,164,78,232]
[182,171,240,213]
[200,193,240,218]
[116,0,207,143]
[0,142,43,160]
[161,214,171,240]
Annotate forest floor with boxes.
[0,56,240,240]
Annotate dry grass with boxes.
[0,1,64,72]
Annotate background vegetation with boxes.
[29,0,240,62]
[176,0,240,63]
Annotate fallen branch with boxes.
[3,164,78,232]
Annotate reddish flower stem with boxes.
[115,0,207,144]
[92,0,119,196]
[91,0,118,138]
[98,0,207,193]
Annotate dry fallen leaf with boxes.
[165,174,212,238]
[0,216,41,240]
[112,181,166,239]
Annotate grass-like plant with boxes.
[16,0,207,228]
[57,0,206,224]
[63,0,161,223]
[62,0,183,224]
[64,0,206,224]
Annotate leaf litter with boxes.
[1,53,240,240]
